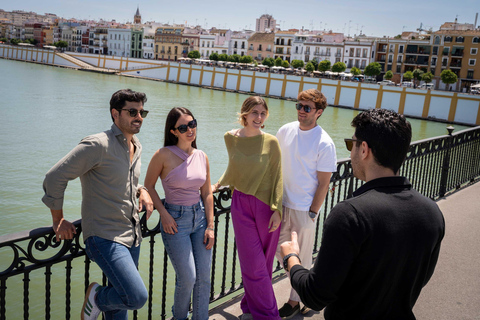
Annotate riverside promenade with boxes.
[208,181,480,320]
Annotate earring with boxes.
[261,124,265,129]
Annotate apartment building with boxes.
[247,32,274,61]
[256,14,276,33]
[199,34,215,58]
[274,31,295,62]
[143,37,154,59]
[89,28,108,54]
[375,28,480,90]
[304,35,343,64]
[181,32,200,58]
[131,28,143,58]
[344,40,374,70]
[108,28,131,57]
[154,26,184,61]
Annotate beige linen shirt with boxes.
[42,124,143,247]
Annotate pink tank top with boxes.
[161,145,207,206]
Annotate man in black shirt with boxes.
[280,109,445,320]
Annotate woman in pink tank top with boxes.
[144,107,214,320]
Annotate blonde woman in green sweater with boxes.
[215,96,283,320]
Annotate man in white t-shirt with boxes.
[275,88,337,319]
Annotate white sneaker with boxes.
[81,282,101,320]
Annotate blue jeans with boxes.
[161,201,212,320]
[85,236,148,320]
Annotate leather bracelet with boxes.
[206,227,214,231]
[283,253,301,272]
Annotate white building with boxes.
[143,37,154,59]
[199,34,215,58]
[344,39,375,70]
[108,28,131,57]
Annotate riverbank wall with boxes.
[2,44,479,126]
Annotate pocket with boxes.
[165,205,183,220]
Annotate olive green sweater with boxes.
[219,132,283,216]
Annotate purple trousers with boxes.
[231,190,281,320]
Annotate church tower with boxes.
[134,6,141,24]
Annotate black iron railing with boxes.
[1,126,480,320]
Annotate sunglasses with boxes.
[344,138,361,151]
[174,119,197,134]
[120,108,149,118]
[295,103,316,113]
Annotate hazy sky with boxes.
[2,0,479,37]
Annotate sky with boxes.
[2,0,479,37]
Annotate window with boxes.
[433,46,438,55]
[469,59,476,66]
[434,36,441,45]
[471,48,478,55]
[431,57,437,66]
[445,36,452,42]
[455,36,464,43]
[443,47,450,55]
[396,65,401,73]
[398,45,404,53]
[473,37,480,43]
[467,70,474,79]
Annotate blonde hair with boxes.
[238,96,269,127]
[297,89,327,110]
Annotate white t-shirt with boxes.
[276,121,337,211]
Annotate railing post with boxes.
[439,126,455,197]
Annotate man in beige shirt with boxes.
[42,89,153,320]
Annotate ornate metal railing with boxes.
[1,126,479,320]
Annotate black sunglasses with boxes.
[344,138,362,151]
[120,108,149,118]
[295,103,316,113]
[174,119,197,134]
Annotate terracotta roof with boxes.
[248,32,275,42]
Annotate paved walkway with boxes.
[208,181,480,320]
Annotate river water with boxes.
[0,58,470,318]
[0,58,470,235]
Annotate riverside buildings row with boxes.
[1,8,480,91]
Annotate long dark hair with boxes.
[164,107,197,148]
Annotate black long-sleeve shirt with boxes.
[290,176,445,320]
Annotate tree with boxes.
[187,50,200,59]
[403,71,414,81]
[54,40,68,49]
[350,67,361,76]
[310,59,318,71]
[318,60,331,73]
[282,60,290,68]
[240,55,253,64]
[262,57,275,67]
[421,72,434,84]
[331,61,347,73]
[209,52,219,61]
[0,37,7,43]
[384,70,393,80]
[275,57,283,67]
[364,62,382,78]
[412,68,424,87]
[291,59,304,69]
[228,54,241,63]
[440,69,458,88]
[218,53,228,61]
[305,62,315,72]
[10,38,21,45]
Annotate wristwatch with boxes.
[283,253,301,272]
[308,209,318,219]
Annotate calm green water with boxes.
[0,58,469,235]
[0,58,470,319]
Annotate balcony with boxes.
[336,53,342,57]
[451,51,464,57]
[450,62,462,68]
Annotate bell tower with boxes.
[134,6,141,24]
